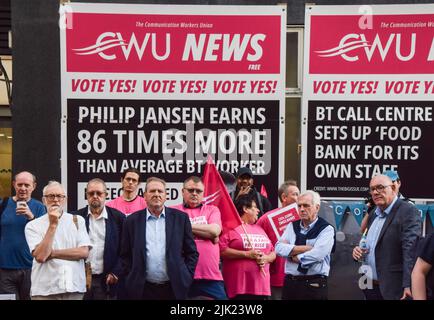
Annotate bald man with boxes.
[0,171,46,299]
[353,174,421,300]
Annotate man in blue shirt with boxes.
[0,171,46,299]
[353,174,421,300]
[120,177,198,300]
[360,169,413,233]
[276,190,335,300]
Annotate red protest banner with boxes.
[202,156,241,234]
[266,203,300,239]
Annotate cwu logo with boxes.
[202,190,221,206]
[315,33,419,62]
[73,32,171,61]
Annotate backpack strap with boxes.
[71,213,92,289]
[0,197,9,216]
[72,214,79,230]
[0,197,9,237]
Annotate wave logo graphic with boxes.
[315,39,370,58]
[314,33,418,62]
[203,190,221,205]
[72,32,128,61]
[72,32,171,61]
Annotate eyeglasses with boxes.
[369,185,392,194]
[43,194,66,201]
[185,188,203,194]
[86,191,105,197]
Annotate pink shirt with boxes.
[106,195,146,215]
[219,224,273,298]
[172,204,223,281]
[257,212,286,287]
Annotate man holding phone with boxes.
[230,167,273,218]
[0,171,46,300]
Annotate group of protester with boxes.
[0,167,432,300]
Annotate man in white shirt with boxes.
[72,178,125,300]
[276,190,335,300]
[25,181,91,300]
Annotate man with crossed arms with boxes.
[173,176,226,300]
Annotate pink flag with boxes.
[260,184,268,198]
[202,156,241,234]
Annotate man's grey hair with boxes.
[299,190,321,207]
[13,171,37,184]
[372,174,393,184]
[145,177,166,192]
[278,180,298,201]
[183,176,203,187]
[87,178,107,193]
[42,180,65,195]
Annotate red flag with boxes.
[202,156,241,233]
[260,184,268,198]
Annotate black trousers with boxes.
[0,268,31,300]
[142,281,175,300]
[84,274,111,300]
[282,274,328,300]
[362,284,384,300]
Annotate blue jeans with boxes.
[188,279,227,300]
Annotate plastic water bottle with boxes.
[358,234,368,263]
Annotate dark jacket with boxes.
[72,206,125,295]
[367,198,421,299]
[231,187,274,218]
[120,207,198,300]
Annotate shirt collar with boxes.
[301,217,319,231]
[123,194,138,202]
[146,207,166,220]
[87,206,108,220]
[375,195,398,217]
[183,202,203,209]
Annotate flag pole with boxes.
[240,223,266,277]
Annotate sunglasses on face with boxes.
[185,188,203,194]
[86,191,105,197]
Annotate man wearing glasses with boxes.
[360,169,413,233]
[72,178,125,300]
[106,167,146,215]
[24,181,91,300]
[172,176,227,300]
[352,174,421,300]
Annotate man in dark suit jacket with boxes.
[72,178,125,300]
[353,174,421,300]
[120,177,198,300]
